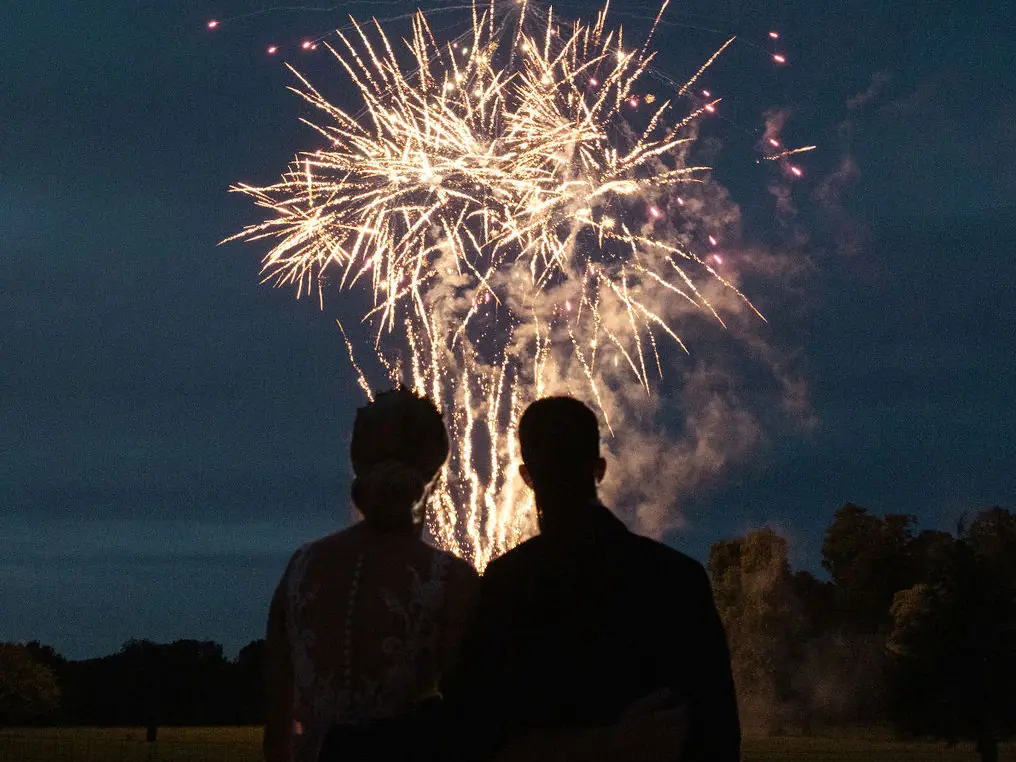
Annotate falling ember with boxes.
[702,89,711,97]
[712,254,723,264]
[629,97,639,107]
[207,19,219,29]
[769,138,780,147]
[705,104,716,113]
[764,145,817,161]
[772,53,786,64]
[267,46,278,55]
[769,31,779,39]
[227,0,762,568]
[790,165,803,177]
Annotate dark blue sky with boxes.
[2,0,1013,659]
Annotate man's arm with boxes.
[681,562,741,762]
[493,696,689,762]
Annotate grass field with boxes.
[1,727,1012,762]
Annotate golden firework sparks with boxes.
[226,0,760,568]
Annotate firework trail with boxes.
[762,145,817,161]
[227,0,765,568]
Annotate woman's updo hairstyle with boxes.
[349,387,449,532]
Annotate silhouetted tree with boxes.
[888,508,1016,762]
[907,529,955,581]
[779,571,884,729]
[60,639,236,726]
[233,639,265,724]
[966,507,1016,582]
[0,644,61,725]
[709,528,804,732]
[21,642,67,673]
[822,504,918,633]
[790,571,836,639]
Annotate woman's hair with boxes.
[349,388,449,531]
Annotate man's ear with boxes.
[594,456,606,484]
[519,463,534,489]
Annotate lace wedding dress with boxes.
[274,526,476,762]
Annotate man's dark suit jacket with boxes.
[444,502,740,762]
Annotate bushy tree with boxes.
[789,570,836,639]
[966,507,1016,581]
[0,644,61,725]
[888,508,1016,762]
[709,528,804,732]
[232,639,265,724]
[62,639,235,726]
[822,504,918,633]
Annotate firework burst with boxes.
[227,0,762,567]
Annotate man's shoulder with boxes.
[481,533,557,583]
[484,527,706,581]
[626,531,709,581]
[485,533,546,568]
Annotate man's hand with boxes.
[493,690,689,762]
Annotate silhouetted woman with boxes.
[263,388,478,762]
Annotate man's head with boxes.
[518,397,606,509]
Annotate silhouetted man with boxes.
[445,396,740,761]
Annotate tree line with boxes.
[710,504,1016,762]
[3,504,1014,759]
[0,638,265,727]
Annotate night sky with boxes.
[2,0,1014,659]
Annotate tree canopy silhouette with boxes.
[888,508,1016,762]
[0,644,61,726]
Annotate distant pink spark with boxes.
[790,166,803,177]
[629,97,639,107]
[705,104,716,113]
[769,31,779,39]
[708,235,718,246]
[649,205,661,219]
[676,197,685,206]
[301,40,312,50]
[702,89,711,97]
[772,53,787,64]
[565,300,573,312]
[712,254,724,264]
[769,138,780,147]
[267,45,278,55]
[207,19,219,29]
[589,77,598,87]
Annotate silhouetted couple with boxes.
[264,390,740,762]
